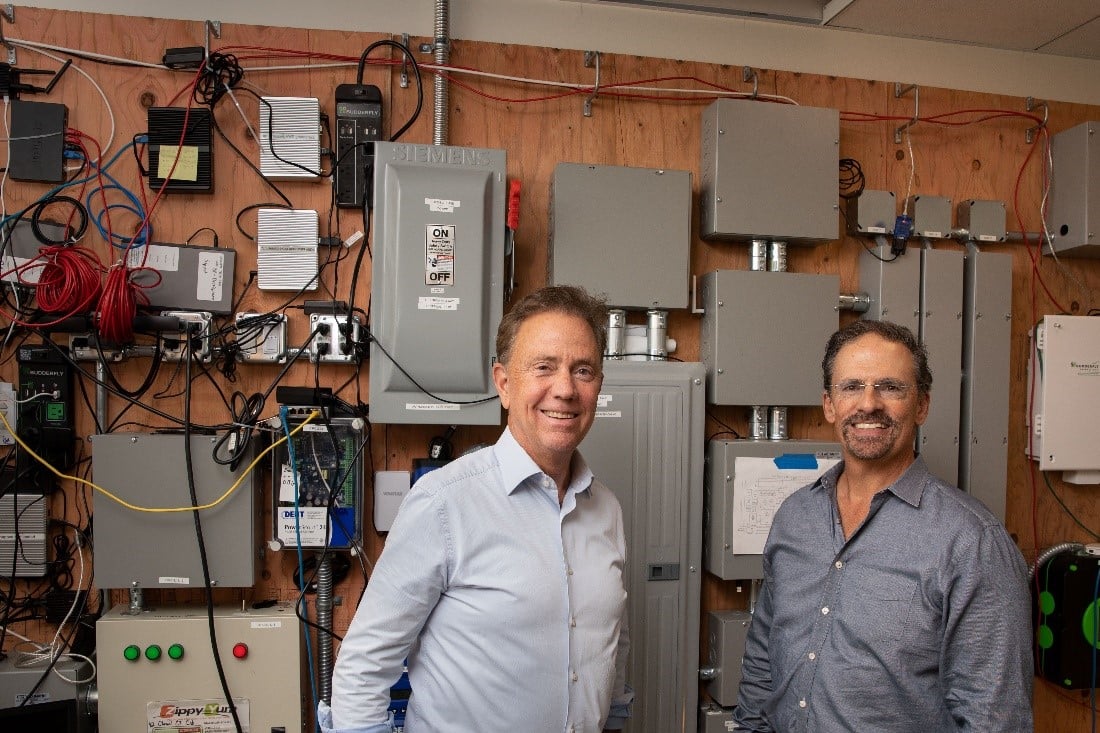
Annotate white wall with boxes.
[17,0,1100,106]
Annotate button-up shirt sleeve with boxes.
[940,523,1033,730]
[324,473,449,732]
[732,560,776,732]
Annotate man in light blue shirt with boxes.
[321,285,632,733]
[734,319,1032,732]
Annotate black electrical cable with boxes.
[183,338,245,733]
[839,157,865,199]
[193,51,244,107]
[355,40,423,142]
[210,115,292,207]
[30,195,88,244]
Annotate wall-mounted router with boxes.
[146,107,213,192]
[259,96,321,180]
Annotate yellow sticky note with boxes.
[157,144,199,182]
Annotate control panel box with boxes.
[1047,120,1100,258]
[700,98,839,243]
[97,603,303,733]
[1027,315,1100,483]
[705,439,841,580]
[699,269,838,406]
[905,194,952,239]
[91,432,258,589]
[550,163,691,309]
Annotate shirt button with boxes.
[835,560,843,569]
[567,567,574,576]
[808,652,816,660]
[570,616,577,628]
[821,607,829,615]
[799,699,807,708]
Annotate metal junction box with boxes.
[369,142,506,425]
[699,269,838,406]
[700,99,839,243]
[846,189,896,236]
[97,603,303,733]
[1047,121,1100,258]
[957,199,1006,243]
[705,439,840,580]
[91,433,258,589]
[905,195,952,239]
[579,361,705,733]
[550,163,692,309]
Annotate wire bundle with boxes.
[97,263,148,343]
[32,245,104,315]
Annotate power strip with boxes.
[16,345,73,493]
[334,83,383,207]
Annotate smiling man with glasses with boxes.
[733,319,1033,732]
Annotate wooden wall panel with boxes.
[3,7,1099,730]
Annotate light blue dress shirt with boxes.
[733,457,1033,732]
[321,428,632,733]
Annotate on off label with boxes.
[425,225,455,285]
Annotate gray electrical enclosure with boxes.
[369,142,506,424]
[705,439,841,580]
[579,361,705,733]
[699,269,838,406]
[91,433,257,589]
[960,247,1012,519]
[917,248,963,487]
[957,199,1006,243]
[906,195,952,239]
[128,241,236,313]
[704,609,751,707]
[846,190,896,236]
[550,163,691,309]
[1047,120,1100,258]
[859,244,920,332]
[700,99,839,243]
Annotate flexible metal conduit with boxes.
[433,0,450,145]
[317,554,334,703]
[1029,542,1085,581]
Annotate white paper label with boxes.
[196,251,225,303]
[128,244,180,271]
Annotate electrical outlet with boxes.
[235,312,288,364]
[159,311,214,362]
[0,382,16,445]
[309,313,361,363]
[68,333,125,362]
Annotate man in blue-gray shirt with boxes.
[734,319,1033,732]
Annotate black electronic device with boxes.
[9,100,67,183]
[1034,549,1100,689]
[16,345,74,493]
[0,700,80,733]
[146,107,214,192]
[334,84,383,207]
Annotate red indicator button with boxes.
[232,642,248,659]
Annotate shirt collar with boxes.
[813,455,928,508]
[494,427,594,497]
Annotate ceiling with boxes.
[579,0,1100,60]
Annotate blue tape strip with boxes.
[774,454,819,470]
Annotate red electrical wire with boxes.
[33,245,104,315]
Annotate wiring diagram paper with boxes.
[730,456,839,555]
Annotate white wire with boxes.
[223,84,259,142]
[902,125,915,216]
[16,390,59,403]
[13,35,801,106]
[11,41,117,157]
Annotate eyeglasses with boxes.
[829,379,912,401]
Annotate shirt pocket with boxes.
[839,568,918,646]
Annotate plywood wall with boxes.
[4,7,1099,731]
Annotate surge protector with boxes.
[258,96,321,180]
[256,209,319,291]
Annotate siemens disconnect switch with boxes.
[369,142,506,425]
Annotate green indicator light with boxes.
[145,644,162,661]
[123,645,140,661]
[1082,601,1100,649]
[168,643,185,660]
[1037,625,1054,650]
[1039,591,1056,616]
